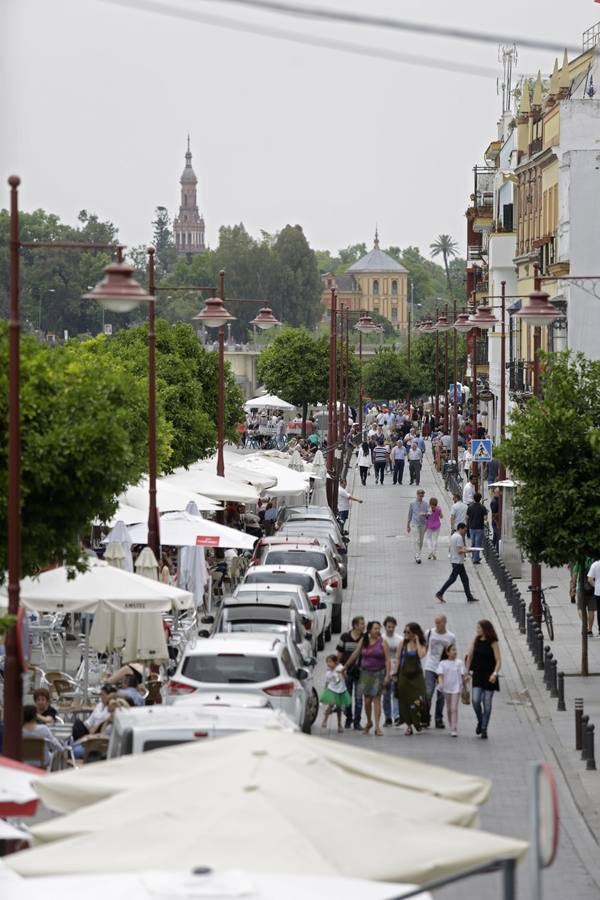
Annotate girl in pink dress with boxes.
[425,497,443,560]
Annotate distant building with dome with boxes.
[321,232,409,330]
[172,137,206,256]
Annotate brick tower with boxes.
[173,136,206,255]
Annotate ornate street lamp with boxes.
[193,274,237,477]
[82,260,152,313]
[249,305,280,330]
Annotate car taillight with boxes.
[303,618,312,629]
[309,595,320,607]
[325,577,339,589]
[167,679,197,695]
[264,682,295,697]
[193,731,209,738]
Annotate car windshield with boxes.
[246,572,314,591]
[227,623,289,634]
[265,551,327,570]
[182,654,279,684]
[235,590,297,605]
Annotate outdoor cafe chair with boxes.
[22,737,48,770]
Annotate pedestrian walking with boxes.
[320,655,352,733]
[343,620,391,736]
[407,489,429,564]
[465,620,501,739]
[357,441,372,486]
[435,522,479,603]
[490,487,501,551]
[462,475,476,505]
[382,616,402,725]
[423,614,456,729]
[466,492,487,564]
[408,441,423,485]
[336,616,365,729]
[450,493,468,533]
[337,478,362,534]
[437,644,468,736]
[372,438,389,485]
[395,622,428,735]
[585,558,600,635]
[424,497,443,560]
[391,440,407,485]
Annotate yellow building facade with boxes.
[321,234,409,330]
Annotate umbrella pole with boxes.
[83,614,90,703]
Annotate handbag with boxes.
[460,684,471,705]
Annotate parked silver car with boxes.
[227,583,318,654]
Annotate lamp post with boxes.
[514,281,558,626]
[355,310,377,435]
[6,175,152,761]
[434,308,451,432]
[326,289,337,508]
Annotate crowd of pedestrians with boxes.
[325,613,502,739]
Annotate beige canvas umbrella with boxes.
[124,546,166,663]
[10,751,526,880]
[33,730,490,816]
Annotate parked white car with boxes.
[166,634,319,733]
[229,582,318,653]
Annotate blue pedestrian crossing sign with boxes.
[472,439,493,462]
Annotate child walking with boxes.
[425,497,443,560]
[436,644,468,736]
[320,655,352,733]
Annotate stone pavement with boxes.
[315,447,600,900]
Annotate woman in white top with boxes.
[436,644,468,736]
[356,441,372,486]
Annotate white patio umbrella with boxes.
[33,730,491,816]
[185,457,278,493]
[12,756,526,881]
[89,538,129,654]
[122,480,221,514]
[102,522,133,570]
[125,546,168,663]
[134,547,159,580]
[126,512,256,550]
[0,756,46,818]
[97,503,145,528]
[311,449,328,506]
[243,393,295,410]
[288,448,304,472]
[177,503,208,605]
[0,866,432,900]
[165,469,260,504]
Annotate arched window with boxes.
[373,279,379,295]
[391,280,398,296]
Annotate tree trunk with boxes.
[301,400,308,438]
[578,565,589,676]
[443,252,454,299]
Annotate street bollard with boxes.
[575,698,584,749]
[550,659,558,698]
[581,714,589,760]
[519,601,526,634]
[526,614,534,650]
[543,646,551,687]
[557,672,566,711]
[536,630,544,670]
[586,723,596,771]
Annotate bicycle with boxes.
[527,584,557,641]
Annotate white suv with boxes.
[167,634,319,733]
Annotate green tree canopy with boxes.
[0,326,150,577]
[362,349,425,402]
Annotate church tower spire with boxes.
[173,137,206,256]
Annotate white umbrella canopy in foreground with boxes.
[165,469,261,503]
[123,480,222,514]
[4,558,193,615]
[0,866,432,900]
[244,393,295,410]
[33,730,490,816]
[30,752,479,846]
[8,769,525,881]
[127,511,256,550]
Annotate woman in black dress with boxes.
[465,619,501,740]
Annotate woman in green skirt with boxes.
[320,655,352,732]
[395,622,428,735]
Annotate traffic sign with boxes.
[472,439,493,461]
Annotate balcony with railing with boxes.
[475,338,488,366]
[507,360,532,399]
[472,166,495,216]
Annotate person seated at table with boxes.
[72,697,130,760]
[71,683,117,741]
[22,704,64,768]
[117,673,145,707]
[33,688,58,725]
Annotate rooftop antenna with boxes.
[498,44,518,113]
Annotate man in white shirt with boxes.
[407,489,429,563]
[435,523,479,603]
[382,616,402,725]
[337,478,362,533]
[462,475,476,505]
[586,560,600,634]
[450,493,468,532]
[408,442,423,486]
[423,615,456,728]
[391,440,407,485]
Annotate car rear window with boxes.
[227,622,289,635]
[246,571,314,591]
[265,550,327,570]
[182,654,279,684]
[235,590,296,605]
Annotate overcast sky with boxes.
[1,0,597,258]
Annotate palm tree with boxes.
[430,234,458,298]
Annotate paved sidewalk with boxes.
[314,448,600,900]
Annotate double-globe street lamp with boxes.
[354,310,378,434]
[193,275,280,476]
[6,176,156,760]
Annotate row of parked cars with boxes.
[107,505,348,755]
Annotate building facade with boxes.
[172,137,206,256]
[321,233,409,330]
